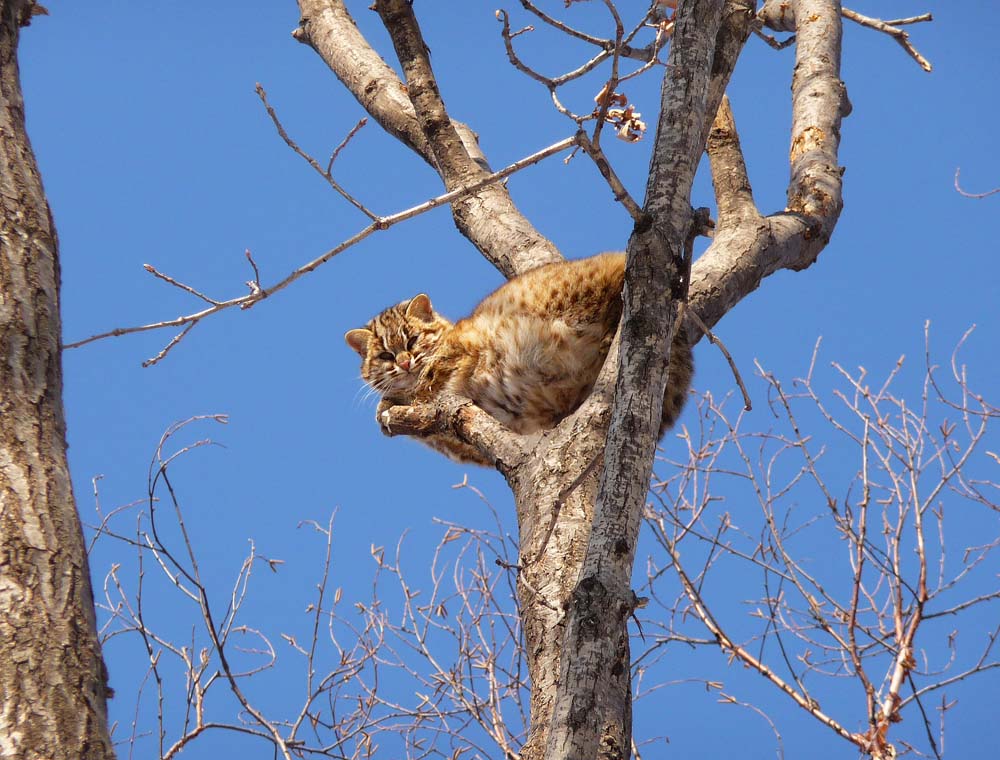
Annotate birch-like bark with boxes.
[0,2,115,758]
[299,1,847,758]
[544,2,726,757]
[687,0,846,334]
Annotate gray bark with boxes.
[545,2,728,755]
[297,0,847,757]
[0,2,115,758]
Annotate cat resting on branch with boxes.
[345,253,693,466]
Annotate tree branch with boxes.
[379,392,528,473]
[375,0,484,186]
[545,2,727,757]
[686,0,846,336]
[706,94,759,226]
[296,0,562,278]
[841,7,932,72]
[64,136,576,354]
[293,0,433,163]
[701,0,756,151]
[787,0,848,231]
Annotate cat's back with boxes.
[470,252,626,326]
[443,253,627,432]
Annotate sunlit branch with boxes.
[64,136,578,359]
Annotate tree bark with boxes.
[544,2,726,757]
[298,1,846,757]
[0,2,115,758]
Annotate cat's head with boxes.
[345,294,452,399]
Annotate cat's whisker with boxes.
[351,375,371,400]
[353,383,376,408]
[360,383,384,406]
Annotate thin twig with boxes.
[142,323,197,368]
[575,130,642,221]
[685,306,752,411]
[326,117,368,174]
[883,14,933,27]
[242,248,262,306]
[589,0,625,148]
[64,135,578,356]
[663,535,861,747]
[255,83,378,220]
[752,24,796,50]
[142,264,220,306]
[517,0,606,47]
[841,7,932,72]
[954,167,1000,199]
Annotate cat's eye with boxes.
[378,351,394,361]
[406,336,418,350]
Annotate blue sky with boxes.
[18,1,1000,758]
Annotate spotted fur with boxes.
[345,253,693,465]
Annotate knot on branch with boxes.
[691,206,714,238]
[758,0,795,32]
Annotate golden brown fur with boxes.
[345,253,693,465]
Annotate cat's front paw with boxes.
[376,399,395,436]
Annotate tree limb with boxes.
[706,94,759,226]
[545,2,727,758]
[297,0,562,278]
[686,0,846,335]
[380,392,528,474]
[294,0,433,163]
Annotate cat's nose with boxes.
[398,356,411,371]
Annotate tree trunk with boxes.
[297,1,845,757]
[0,2,115,757]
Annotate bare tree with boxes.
[11,0,968,758]
[285,2,838,757]
[643,329,999,759]
[0,1,114,757]
[90,329,998,760]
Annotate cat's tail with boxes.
[660,327,694,436]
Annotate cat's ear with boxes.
[344,328,372,356]
[406,294,434,322]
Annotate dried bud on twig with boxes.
[607,105,646,142]
[593,85,647,142]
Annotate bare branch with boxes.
[752,23,796,50]
[517,0,607,48]
[842,7,932,72]
[142,323,196,369]
[575,130,643,221]
[664,533,862,747]
[297,0,563,277]
[140,263,217,305]
[64,136,577,355]
[380,392,527,473]
[294,0,433,163]
[706,94,759,227]
[326,116,367,174]
[686,0,846,336]
[684,305,751,411]
[954,167,1000,199]
[255,82,377,220]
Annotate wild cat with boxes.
[345,253,693,466]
